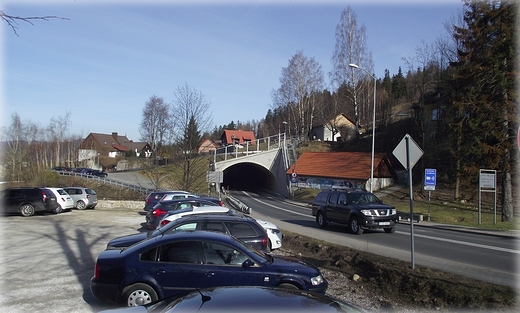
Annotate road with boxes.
[232,190,520,289]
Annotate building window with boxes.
[431,108,442,121]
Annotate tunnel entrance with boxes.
[222,162,275,192]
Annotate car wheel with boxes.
[20,204,35,217]
[384,227,396,233]
[76,200,86,210]
[53,205,63,214]
[348,216,363,235]
[316,212,328,228]
[277,283,300,290]
[122,283,158,307]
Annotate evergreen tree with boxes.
[450,0,516,220]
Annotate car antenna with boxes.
[195,288,211,307]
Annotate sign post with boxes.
[424,168,436,221]
[479,169,497,225]
[393,134,423,269]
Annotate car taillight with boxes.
[160,220,170,227]
[86,194,90,199]
[41,191,48,202]
[218,200,224,206]
[94,263,100,279]
[152,209,168,217]
[262,237,268,247]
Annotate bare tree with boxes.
[1,10,68,36]
[47,113,71,168]
[272,50,324,140]
[140,95,172,154]
[170,83,213,193]
[330,6,374,136]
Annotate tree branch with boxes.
[1,11,69,36]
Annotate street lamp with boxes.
[349,63,376,193]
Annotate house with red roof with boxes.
[286,151,396,191]
[78,132,152,164]
[220,129,256,146]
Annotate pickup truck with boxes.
[311,189,398,235]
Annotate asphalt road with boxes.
[234,191,520,289]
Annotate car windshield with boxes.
[347,193,380,204]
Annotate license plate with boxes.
[379,221,391,226]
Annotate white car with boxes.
[157,206,283,250]
[45,187,75,213]
[255,219,283,250]
[159,192,199,202]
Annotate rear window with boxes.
[56,189,68,196]
[225,222,258,237]
[85,189,96,195]
[314,191,328,203]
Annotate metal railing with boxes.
[56,171,155,195]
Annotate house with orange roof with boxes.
[286,151,396,191]
[220,129,256,146]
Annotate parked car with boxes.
[53,166,73,172]
[158,206,283,250]
[98,286,364,313]
[157,192,199,202]
[0,187,59,216]
[90,231,328,306]
[45,187,75,213]
[108,213,270,252]
[86,169,108,177]
[142,191,192,212]
[311,189,398,234]
[145,197,224,230]
[156,206,234,228]
[62,187,98,210]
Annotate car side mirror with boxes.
[242,259,255,268]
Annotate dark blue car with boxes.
[91,231,327,307]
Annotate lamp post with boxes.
[349,63,376,193]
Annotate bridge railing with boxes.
[213,133,287,163]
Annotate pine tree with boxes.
[450,0,517,221]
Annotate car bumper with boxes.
[308,282,328,294]
[361,216,398,229]
[267,231,283,250]
[90,278,120,303]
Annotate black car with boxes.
[98,286,364,313]
[311,189,398,234]
[0,187,59,216]
[109,214,269,252]
[86,169,108,177]
[91,231,327,306]
[145,197,224,229]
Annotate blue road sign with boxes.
[424,168,436,190]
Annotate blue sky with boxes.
[2,0,463,141]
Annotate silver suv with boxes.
[62,187,98,210]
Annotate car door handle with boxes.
[205,271,215,277]
[156,269,166,274]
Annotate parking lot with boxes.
[0,205,146,313]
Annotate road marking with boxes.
[396,231,520,254]
[241,191,313,219]
[240,191,520,255]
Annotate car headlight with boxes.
[391,208,397,215]
[360,209,376,216]
[311,274,325,286]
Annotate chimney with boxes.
[112,132,118,142]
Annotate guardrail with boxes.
[225,195,252,214]
[56,171,155,195]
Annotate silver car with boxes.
[62,187,98,210]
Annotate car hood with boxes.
[107,233,149,249]
[350,203,394,210]
[268,255,320,274]
[255,219,278,230]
